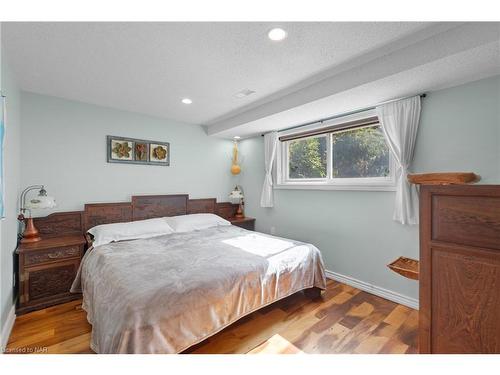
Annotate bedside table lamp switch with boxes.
[229,185,245,219]
[18,185,56,243]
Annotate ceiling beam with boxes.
[207,22,499,136]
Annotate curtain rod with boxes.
[261,93,426,136]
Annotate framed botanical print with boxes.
[134,142,149,161]
[107,136,170,166]
[109,138,133,161]
[149,143,170,165]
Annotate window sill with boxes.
[274,183,397,192]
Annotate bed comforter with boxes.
[71,225,326,353]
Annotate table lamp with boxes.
[229,185,245,219]
[18,185,56,243]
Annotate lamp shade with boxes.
[25,195,56,209]
[229,188,244,200]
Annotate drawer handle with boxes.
[48,252,65,259]
[47,249,77,259]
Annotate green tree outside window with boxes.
[288,125,389,179]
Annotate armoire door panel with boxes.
[26,260,79,302]
[431,245,500,353]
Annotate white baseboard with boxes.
[0,303,16,352]
[325,270,419,310]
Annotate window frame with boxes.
[275,111,397,191]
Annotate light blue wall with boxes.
[1,83,238,339]
[239,76,500,303]
[413,77,500,180]
[20,93,237,213]
[0,46,22,333]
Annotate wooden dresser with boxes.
[229,217,256,231]
[16,210,86,315]
[419,185,500,353]
[16,234,86,315]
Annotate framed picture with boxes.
[109,137,134,161]
[149,143,170,165]
[134,142,149,161]
[107,136,170,166]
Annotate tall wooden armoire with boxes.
[419,185,500,353]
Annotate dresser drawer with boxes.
[231,219,256,231]
[24,245,82,266]
[431,195,500,250]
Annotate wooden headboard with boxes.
[33,194,239,236]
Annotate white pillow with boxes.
[88,218,174,247]
[164,213,231,233]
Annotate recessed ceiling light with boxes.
[268,28,287,41]
[181,98,192,104]
[233,136,241,140]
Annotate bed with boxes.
[65,194,326,354]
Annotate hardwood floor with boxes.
[6,279,418,354]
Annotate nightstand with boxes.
[16,234,86,315]
[229,217,256,231]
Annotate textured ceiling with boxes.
[213,41,500,138]
[2,22,431,125]
[208,23,500,138]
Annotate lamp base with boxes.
[21,217,42,243]
[234,202,245,219]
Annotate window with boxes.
[277,112,395,191]
[331,125,390,179]
[288,135,327,179]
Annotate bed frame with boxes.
[31,193,323,300]
[33,194,240,237]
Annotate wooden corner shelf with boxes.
[387,256,419,280]
[407,172,480,185]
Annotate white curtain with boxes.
[376,96,421,225]
[0,96,5,218]
[260,131,279,207]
